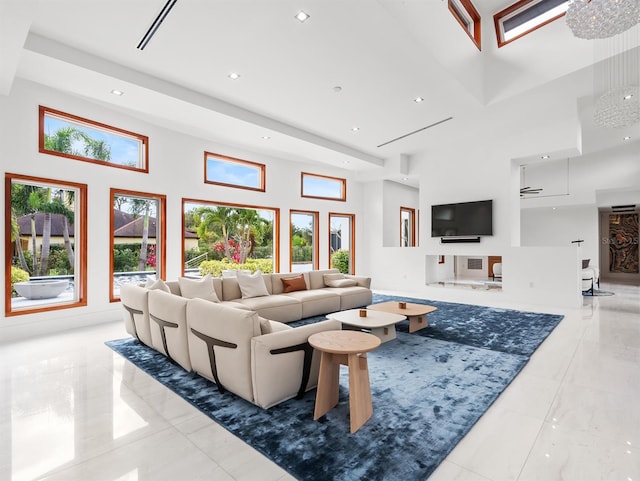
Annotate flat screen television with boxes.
[431,199,493,237]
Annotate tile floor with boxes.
[1,283,638,481]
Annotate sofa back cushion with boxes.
[148,290,192,371]
[120,284,152,346]
[308,269,340,290]
[187,298,260,402]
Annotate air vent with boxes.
[468,258,483,270]
[612,204,636,212]
[377,117,453,148]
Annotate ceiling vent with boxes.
[377,117,453,148]
[137,0,178,50]
[611,204,636,212]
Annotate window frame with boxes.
[400,206,417,247]
[5,173,88,316]
[39,105,149,173]
[328,212,355,274]
[301,172,347,202]
[289,210,319,272]
[494,0,568,48]
[109,189,167,302]
[448,0,482,50]
[204,151,266,192]
[181,198,280,275]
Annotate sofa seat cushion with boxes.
[220,300,252,310]
[282,289,341,318]
[236,295,302,323]
[319,286,373,311]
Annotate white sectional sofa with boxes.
[119,269,371,409]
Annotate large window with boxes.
[110,189,166,302]
[204,152,266,192]
[329,213,355,274]
[290,210,319,272]
[301,172,346,201]
[5,173,87,316]
[39,106,148,172]
[449,0,481,50]
[401,207,417,247]
[183,199,279,276]
[494,0,569,47]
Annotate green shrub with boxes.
[330,249,350,274]
[11,266,29,297]
[199,258,274,277]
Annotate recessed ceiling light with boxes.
[623,93,634,100]
[228,72,240,80]
[333,86,342,93]
[295,11,310,22]
[402,177,409,181]
[110,89,124,96]
[541,155,550,159]
[623,136,631,140]
[351,127,360,132]
[414,97,424,103]
[261,135,271,140]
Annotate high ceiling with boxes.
[1,0,639,183]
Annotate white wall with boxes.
[363,139,582,310]
[521,205,599,267]
[382,180,419,247]
[1,79,364,340]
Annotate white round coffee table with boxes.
[327,308,406,343]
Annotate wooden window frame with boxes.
[494,0,568,48]
[204,151,266,192]
[328,212,355,274]
[400,206,417,247]
[109,189,167,302]
[301,172,347,202]
[39,105,149,173]
[448,0,481,50]
[289,210,319,272]
[181,198,280,275]
[5,173,88,316]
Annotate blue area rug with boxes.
[106,294,563,481]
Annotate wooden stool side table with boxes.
[308,330,381,433]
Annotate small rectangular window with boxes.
[39,106,148,172]
[301,172,346,201]
[204,152,266,192]
[494,0,569,47]
[449,0,481,50]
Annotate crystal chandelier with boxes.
[566,0,640,40]
[593,85,640,128]
[591,25,640,128]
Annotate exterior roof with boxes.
[18,210,198,238]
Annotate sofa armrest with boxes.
[345,274,371,289]
[251,319,341,409]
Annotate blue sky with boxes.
[44,116,141,167]
[206,157,260,188]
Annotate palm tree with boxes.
[194,206,236,261]
[10,207,29,271]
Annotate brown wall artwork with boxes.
[608,213,639,274]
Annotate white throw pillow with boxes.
[178,274,219,302]
[326,278,358,288]
[237,270,269,299]
[147,278,170,292]
[323,273,346,286]
[144,276,157,288]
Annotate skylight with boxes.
[448,0,481,50]
[494,0,569,47]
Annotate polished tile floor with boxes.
[1,283,638,481]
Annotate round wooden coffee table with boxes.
[308,330,381,433]
[367,301,438,333]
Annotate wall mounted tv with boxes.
[431,200,493,237]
